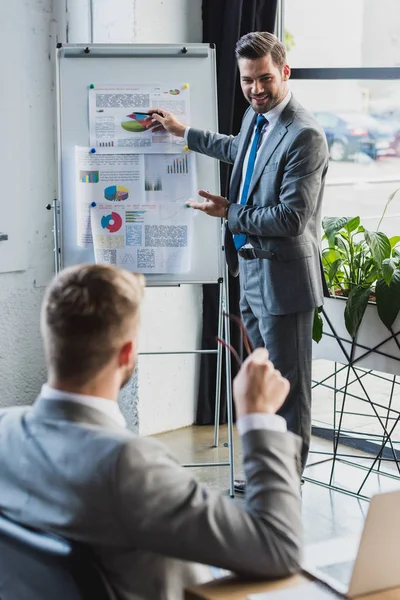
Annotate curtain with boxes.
[196,0,278,424]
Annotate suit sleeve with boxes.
[113,429,302,578]
[227,128,328,238]
[187,128,241,164]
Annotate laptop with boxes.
[303,489,400,597]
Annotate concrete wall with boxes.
[0,0,54,406]
[0,0,204,436]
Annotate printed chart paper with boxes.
[75,147,197,247]
[89,83,190,153]
[75,147,144,247]
[91,203,195,274]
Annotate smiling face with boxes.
[238,54,290,114]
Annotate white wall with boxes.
[0,0,54,405]
[0,0,204,436]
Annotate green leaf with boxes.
[328,259,342,285]
[364,231,391,269]
[376,271,400,329]
[364,267,379,285]
[377,188,400,231]
[389,236,400,249]
[322,248,342,264]
[357,226,365,233]
[312,307,323,343]
[344,217,360,234]
[382,258,395,285]
[323,217,357,245]
[336,236,348,254]
[344,286,371,338]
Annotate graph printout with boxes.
[75,147,144,247]
[75,147,196,247]
[89,83,190,153]
[91,203,195,274]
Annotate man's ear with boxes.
[119,340,133,367]
[282,64,291,81]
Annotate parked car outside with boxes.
[370,110,400,156]
[314,111,395,161]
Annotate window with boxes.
[284,0,400,234]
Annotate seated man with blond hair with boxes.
[0,264,302,600]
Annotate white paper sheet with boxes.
[75,147,145,247]
[88,83,190,153]
[143,153,197,203]
[75,147,196,248]
[248,581,338,599]
[91,202,195,274]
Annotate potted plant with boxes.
[313,189,400,375]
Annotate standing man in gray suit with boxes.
[0,264,302,600]
[148,31,329,474]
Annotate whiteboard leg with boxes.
[223,268,235,497]
[213,278,224,447]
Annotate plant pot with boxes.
[312,296,400,376]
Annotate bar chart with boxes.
[166,155,189,174]
[80,170,99,183]
[144,177,162,191]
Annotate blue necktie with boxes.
[234,114,268,251]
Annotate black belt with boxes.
[238,247,275,260]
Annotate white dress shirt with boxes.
[238,90,292,203]
[40,384,127,428]
[41,384,285,435]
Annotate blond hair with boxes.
[41,264,145,384]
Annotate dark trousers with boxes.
[239,257,313,471]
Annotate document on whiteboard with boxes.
[75,147,145,247]
[143,153,197,203]
[90,202,195,274]
[88,83,190,153]
[75,147,196,247]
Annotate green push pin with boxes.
[89,84,95,89]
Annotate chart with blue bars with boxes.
[80,170,99,183]
[167,155,189,174]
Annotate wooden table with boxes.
[185,574,400,599]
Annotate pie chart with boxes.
[104,185,129,201]
[101,212,123,233]
[121,112,147,133]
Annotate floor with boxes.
[311,359,400,498]
[152,425,375,546]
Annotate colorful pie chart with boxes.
[121,112,147,133]
[104,185,129,201]
[101,212,123,233]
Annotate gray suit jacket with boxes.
[188,96,329,315]
[0,398,302,600]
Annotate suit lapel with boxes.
[246,124,288,201]
[229,110,256,202]
[231,95,300,204]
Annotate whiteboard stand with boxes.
[179,268,235,497]
[55,43,235,496]
[45,198,61,275]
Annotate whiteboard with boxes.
[56,44,223,285]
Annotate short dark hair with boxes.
[41,264,145,384]
[235,31,286,69]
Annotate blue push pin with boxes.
[91,202,97,207]
[90,148,96,153]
